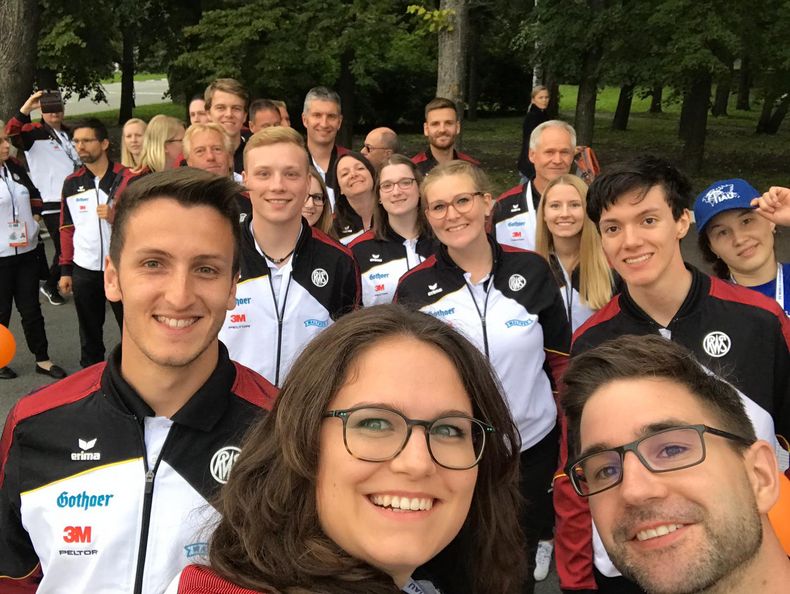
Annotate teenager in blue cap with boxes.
[695,178,789,317]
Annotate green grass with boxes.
[100,72,167,84]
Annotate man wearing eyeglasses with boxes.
[59,118,133,368]
[552,156,790,594]
[561,335,790,594]
[360,127,399,170]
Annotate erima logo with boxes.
[427,283,443,296]
[369,272,389,280]
[370,254,383,263]
[428,307,455,318]
[702,331,731,357]
[210,446,241,484]
[71,438,101,461]
[77,186,86,193]
[505,319,534,328]
[312,268,329,287]
[304,318,329,328]
[341,226,353,234]
[510,204,520,212]
[702,184,739,207]
[508,274,527,291]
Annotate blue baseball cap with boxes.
[693,179,760,232]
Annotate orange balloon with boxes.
[768,471,790,554]
[0,324,15,368]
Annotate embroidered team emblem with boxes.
[427,283,443,296]
[508,274,527,291]
[210,446,241,484]
[702,331,731,358]
[312,268,329,287]
[370,253,382,263]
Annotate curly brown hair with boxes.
[208,304,525,593]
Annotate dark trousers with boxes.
[520,423,560,593]
[72,263,123,367]
[42,212,62,291]
[0,249,50,361]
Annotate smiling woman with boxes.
[165,304,525,594]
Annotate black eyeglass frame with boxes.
[306,192,326,204]
[323,405,496,470]
[565,423,754,497]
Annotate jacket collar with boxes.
[435,234,502,276]
[618,263,707,326]
[101,342,236,432]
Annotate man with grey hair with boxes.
[301,86,348,209]
[360,126,399,170]
[492,120,576,250]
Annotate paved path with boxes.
[65,78,171,115]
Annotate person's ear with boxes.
[482,192,494,217]
[227,272,240,311]
[105,255,122,303]
[101,138,110,153]
[423,122,429,138]
[743,440,780,514]
[676,208,691,239]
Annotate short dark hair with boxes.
[71,117,109,142]
[425,97,458,120]
[586,156,692,225]
[209,304,525,594]
[249,99,282,123]
[110,168,242,274]
[697,220,738,280]
[562,335,757,459]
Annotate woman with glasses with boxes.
[303,167,334,235]
[333,151,377,244]
[132,115,185,175]
[395,160,571,593]
[535,174,615,332]
[349,155,435,306]
[166,304,525,594]
[120,118,146,169]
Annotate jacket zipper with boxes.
[267,270,293,386]
[132,423,174,594]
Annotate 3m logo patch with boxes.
[230,314,246,323]
[63,526,92,543]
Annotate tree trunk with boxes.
[466,19,480,122]
[118,29,136,125]
[337,48,356,149]
[649,85,663,113]
[680,72,712,174]
[761,93,789,135]
[437,0,468,108]
[711,65,732,117]
[756,89,777,133]
[0,0,40,121]
[736,55,751,110]
[546,73,560,119]
[611,83,634,131]
[678,89,691,140]
[574,45,602,146]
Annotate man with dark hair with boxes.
[360,126,399,170]
[248,99,282,132]
[205,78,250,174]
[553,156,790,594]
[411,97,479,175]
[491,120,576,250]
[219,126,360,387]
[562,335,790,594]
[6,90,82,306]
[0,168,277,593]
[59,118,133,368]
[301,86,348,209]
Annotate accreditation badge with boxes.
[8,220,29,248]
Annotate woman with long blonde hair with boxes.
[133,115,185,174]
[120,118,146,168]
[536,174,614,332]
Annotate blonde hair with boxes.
[120,118,146,168]
[243,126,308,170]
[308,167,334,235]
[536,175,613,310]
[134,115,185,173]
[183,122,233,160]
[419,160,491,211]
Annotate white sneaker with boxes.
[534,539,553,581]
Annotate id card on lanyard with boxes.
[2,167,29,248]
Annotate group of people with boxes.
[0,78,788,594]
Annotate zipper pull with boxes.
[144,469,155,494]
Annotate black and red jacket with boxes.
[410,148,479,176]
[553,264,790,591]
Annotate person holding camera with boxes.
[5,90,81,307]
